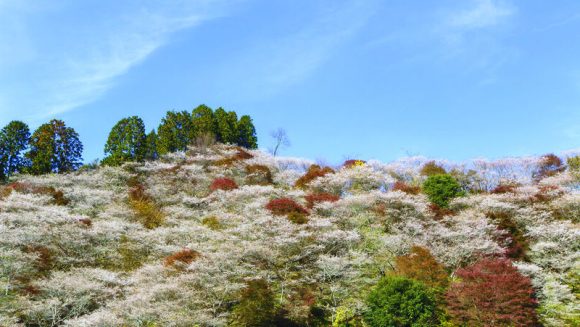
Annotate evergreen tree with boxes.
[102,116,147,166]
[237,115,258,149]
[215,107,238,144]
[157,110,195,155]
[27,120,83,174]
[192,104,216,139]
[0,121,31,181]
[144,129,159,161]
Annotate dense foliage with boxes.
[0,143,578,326]
[364,275,439,326]
[0,121,30,181]
[422,174,464,208]
[102,116,147,166]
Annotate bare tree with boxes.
[269,128,290,157]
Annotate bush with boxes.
[422,174,464,208]
[491,183,518,194]
[245,164,273,185]
[395,246,448,291]
[392,181,421,195]
[266,198,309,216]
[164,248,201,267]
[568,155,580,172]
[343,160,366,168]
[287,212,309,225]
[446,259,538,326]
[304,193,340,209]
[364,275,439,326]
[420,161,446,177]
[533,153,565,182]
[295,165,334,188]
[230,279,277,327]
[128,181,164,229]
[201,216,222,230]
[486,211,529,260]
[210,177,238,192]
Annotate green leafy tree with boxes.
[364,275,440,326]
[215,107,238,144]
[422,174,464,208]
[0,121,30,181]
[27,120,83,174]
[144,130,159,161]
[192,104,216,139]
[237,115,258,149]
[102,116,146,166]
[157,110,195,155]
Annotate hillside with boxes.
[0,145,579,326]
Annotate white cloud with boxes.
[449,0,514,29]
[0,0,239,123]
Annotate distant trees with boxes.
[102,116,147,166]
[27,120,83,175]
[0,121,30,180]
[102,105,258,166]
[157,111,195,155]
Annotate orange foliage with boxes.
[164,248,201,267]
[392,181,421,195]
[395,246,449,290]
[295,165,334,188]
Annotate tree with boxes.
[27,120,83,174]
[0,121,30,181]
[230,279,277,326]
[269,128,290,156]
[214,107,238,144]
[533,153,565,182]
[144,130,159,161]
[102,116,146,166]
[237,115,258,149]
[364,275,439,326]
[192,104,216,139]
[157,110,195,155]
[395,246,449,292]
[422,174,464,208]
[446,258,538,326]
[419,161,446,177]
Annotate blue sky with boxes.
[0,0,579,164]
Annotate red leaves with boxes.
[295,164,334,188]
[446,258,538,326]
[392,181,421,195]
[304,193,339,209]
[210,177,238,192]
[266,198,309,216]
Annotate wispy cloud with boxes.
[218,0,378,98]
[449,0,514,29]
[0,0,239,123]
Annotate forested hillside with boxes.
[0,145,579,326]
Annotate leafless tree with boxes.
[269,128,290,157]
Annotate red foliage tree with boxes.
[295,164,334,188]
[304,193,340,209]
[266,198,309,216]
[392,181,421,195]
[210,177,238,192]
[446,258,538,326]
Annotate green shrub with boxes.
[202,216,222,230]
[230,279,277,327]
[422,174,464,208]
[364,275,439,327]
